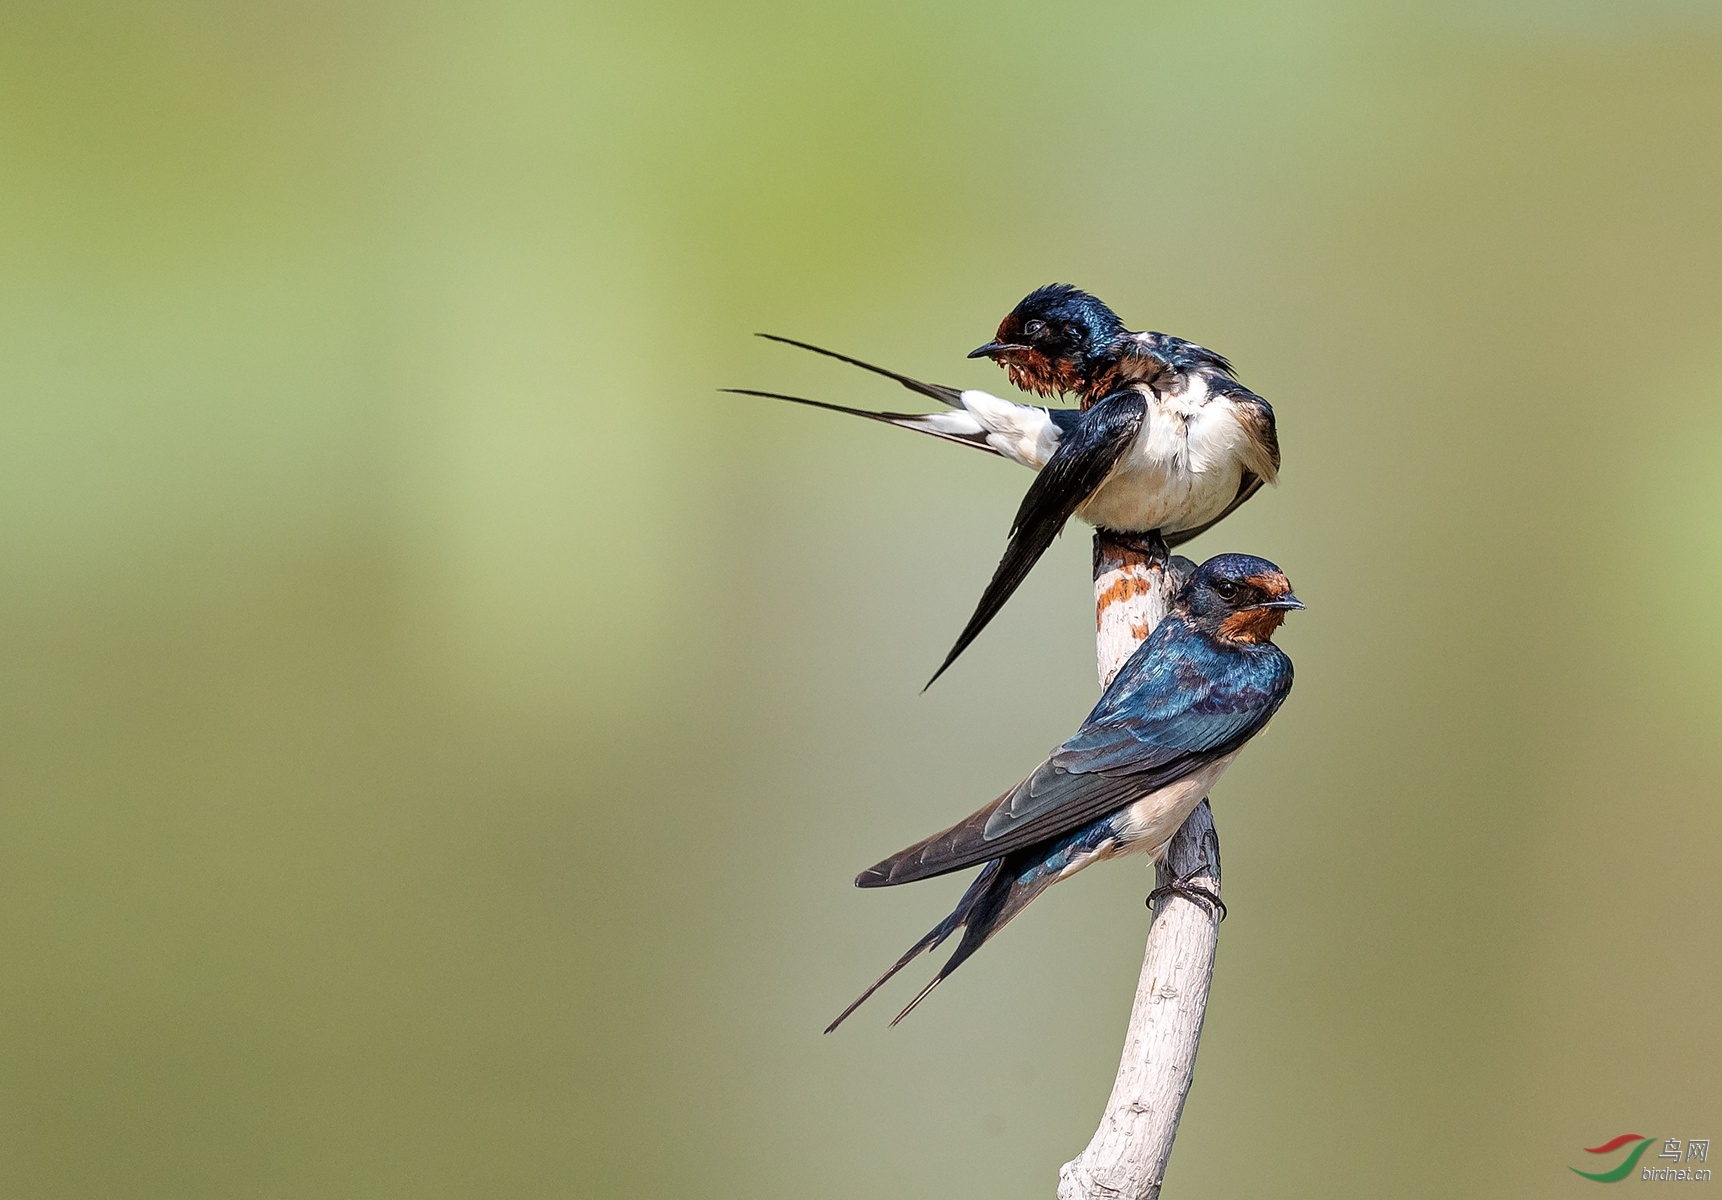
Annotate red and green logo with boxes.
[1571,1134,1657,1183]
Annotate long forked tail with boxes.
[755,333,966,408]
[719,388,1000,457]
[826,853,1056,1032]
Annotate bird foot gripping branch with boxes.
[1147,864,1227,923]
[735,285,1302,1197]
[1098,527,1173,565]
[824,553,1296,1032]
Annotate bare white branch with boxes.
[1057,538,1220,1200]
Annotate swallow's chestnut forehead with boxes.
[1245,571,1292,596]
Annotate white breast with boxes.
[1075,376,1250,534]
[1113,751,1241,862]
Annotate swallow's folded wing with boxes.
[859,640,1291,887]
[923,390,1147,688]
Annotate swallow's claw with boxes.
[1100,527,1171,564]
[1147,866,1226,921]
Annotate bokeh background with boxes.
[3,2,1720,1197]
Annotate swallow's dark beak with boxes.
[1256,593,1305,611]
[968,341,1017,359]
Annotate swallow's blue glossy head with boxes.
[969,284,1127,399]
[1178,553,1303,644]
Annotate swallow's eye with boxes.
[1024,319,1046,338]
[1213,579,1239,600]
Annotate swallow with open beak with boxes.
[727,284,1280,687]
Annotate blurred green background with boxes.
[2,1,1719,1197]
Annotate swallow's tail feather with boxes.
[889,853,1063,1027]
[755,334,965,407]
[720,389,1001,457]
[823,893,967,1034]
[827,853,1057,1032]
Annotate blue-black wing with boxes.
[861,626,1290,886]
[923,390,1147,688]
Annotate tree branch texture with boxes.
[1057,536,1218,1200]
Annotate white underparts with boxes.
[1113,751,1240,863]
[935,377,1269,536]
[1032,751,1242,889]
[1078,378,1253,534]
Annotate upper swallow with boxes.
[824,553,1300,1030]
[726,284,1280,687]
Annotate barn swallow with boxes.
[726,285,1279,687]
[824,553,1299,1031]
